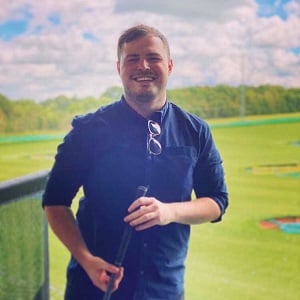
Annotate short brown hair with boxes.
[117,24,171,60]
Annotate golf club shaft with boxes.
[102,185,148,300]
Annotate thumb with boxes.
[103,262,121,274]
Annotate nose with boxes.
[138,59,150,70]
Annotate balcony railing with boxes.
[0,170,49,300]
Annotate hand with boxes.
[81,254,124,292]
[124,196,173,231]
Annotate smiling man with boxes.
[43,24,228,300]
[117,27,173,116]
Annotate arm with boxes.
[124,196,220,231]
[168,196,221,224]
[42,118,124,292]
[124,122,227,230]
[44,205,123,292]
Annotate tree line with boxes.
[0,85,299,133]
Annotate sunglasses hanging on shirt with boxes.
[147,120,162,156]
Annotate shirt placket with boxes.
[133,232,151,300]
[134,111,163,300]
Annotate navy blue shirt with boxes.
[43,98,228,300]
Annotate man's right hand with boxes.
[81,254,124,292]
[44,206,124,292]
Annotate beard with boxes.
[124,86,158,103]
[134,91,156,103]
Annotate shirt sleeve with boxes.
[42,113,105,207]
[193,122,228,222]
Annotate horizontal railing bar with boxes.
[0,169,49,205]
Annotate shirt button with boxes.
[143,243,148,248]
[140,270,144,275]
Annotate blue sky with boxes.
[256,0,291,19]
[0,19,28,41]
[0,0,299,101]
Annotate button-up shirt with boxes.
[43,97,228,300]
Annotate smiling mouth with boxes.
[132,74,157,82]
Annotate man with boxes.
[43,24,228,300]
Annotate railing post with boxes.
[0,170,50,300]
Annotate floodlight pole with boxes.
[240,52,246,120]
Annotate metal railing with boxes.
[0,170,49,300]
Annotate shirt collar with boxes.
[120,96,169,125]
[150,102,168,125]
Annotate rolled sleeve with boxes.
[193,124,228,221]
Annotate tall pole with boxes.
[240,51,246,120]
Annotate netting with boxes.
[0,194,48,300]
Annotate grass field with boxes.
[0,113,299,300]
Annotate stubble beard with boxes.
[124,87,157,104]
[124,79,168,105]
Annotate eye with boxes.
[126,56,139,63]
[148,56,161,62]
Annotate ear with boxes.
[168,59,173,75]
[117,61,121,75]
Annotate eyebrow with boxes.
[125,53,161,58]
[147,53,161,57]
[126,54,139,58]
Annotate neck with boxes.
[124,95,166,118]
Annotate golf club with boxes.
[102,185,149,300]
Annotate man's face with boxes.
[117,35,173,104]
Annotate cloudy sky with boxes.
[0,0,299,101]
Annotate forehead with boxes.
[120,35,168,57]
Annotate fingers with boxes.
[97,265,124,292]
[132,218,158,231]
[127,197,152,213]
[125,208,157,231]
[100,266,124,292]
[124,198,155,225]
[82,256,124,293]
[112,267,124,291]
[124,197,171,230]
[103,261,120,275]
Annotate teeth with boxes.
[135,76,153,81]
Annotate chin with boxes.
[124,86,159,103]
[135,93,156,103]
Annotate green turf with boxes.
[0,197,46,299]
[0,114,299,300]
[185,121,300,300]
[0,140,59,181]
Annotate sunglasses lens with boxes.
[149,137,162,155]
[148,120,161,136]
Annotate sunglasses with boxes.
[147,120,162,156]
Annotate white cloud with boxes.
[250,15,300,49]
[0,0,299,101]
[115,0,256,21]
[285,0,300,16]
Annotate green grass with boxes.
[1,114,299,299]
[185,120,300,300]
[0,140,59,181]
[0,198,45,299]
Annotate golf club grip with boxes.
[102,186,148,300]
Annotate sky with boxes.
[0,0,299,101]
